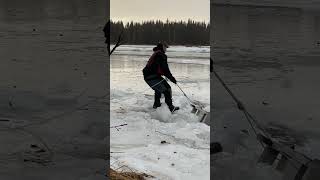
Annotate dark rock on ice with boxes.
[262,101,269,105]
[211,142,223,154]
[241,129,249,135]
[161,140,169,144]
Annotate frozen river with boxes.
[0,1,108,179]
[111,45,210,102]
[110,45,210,179]
[212,4,320,180]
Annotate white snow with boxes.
[110,45,210,179]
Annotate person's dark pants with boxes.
[144,75,173,108]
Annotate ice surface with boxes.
[112,45,210,65]
[212,4,320,180]
[110,45,210,179]
[0,2,107,178]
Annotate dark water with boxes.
[0,1,108,179]
[0,0,106,22]
[211,4,320,180]
[214,1,320,9]
[0,0,107,97]
[212,4,320,60]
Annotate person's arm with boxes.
[158,55,176,83]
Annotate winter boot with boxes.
[153,102,161,109]
[169,105,179,112]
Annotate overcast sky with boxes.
[111,0,210,23]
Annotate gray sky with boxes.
[111,0,210,23]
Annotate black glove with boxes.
[237,102,244,110]
[171,77,177,84]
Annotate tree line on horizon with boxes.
[110,20,210,46]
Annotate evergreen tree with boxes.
[110,20,210,46]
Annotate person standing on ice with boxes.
[143,42,180,112]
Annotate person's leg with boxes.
[163,88,173,107]
[145,76,178,111]
[162,81,179,112]
[153,90,161,108]
[144,76,165,108]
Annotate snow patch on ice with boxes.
[111,45,210,179]
[152,106,171,123]
[110,89,210,179]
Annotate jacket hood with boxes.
[153,46,165,53]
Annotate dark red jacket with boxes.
[143,48,176,83]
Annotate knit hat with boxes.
[157,42,169,48]
[153,42,169,51]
